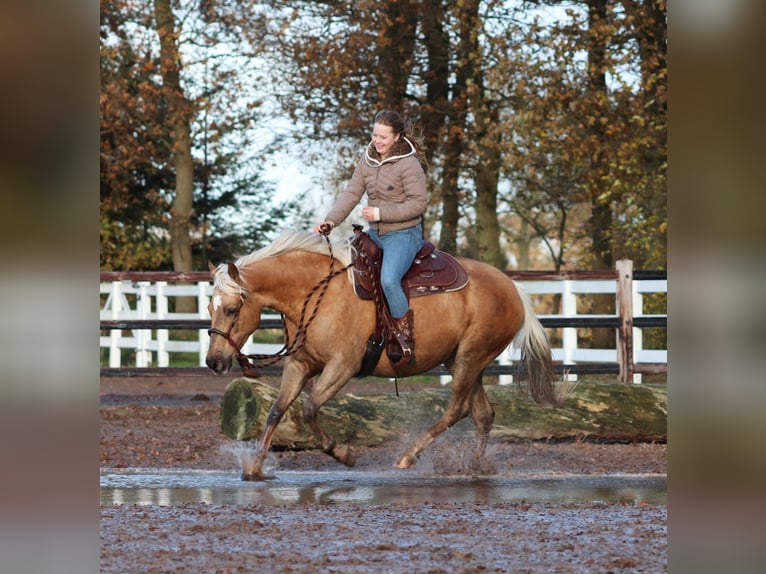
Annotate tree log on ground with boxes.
[220,378,666,448]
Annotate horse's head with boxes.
[205,261,261,374]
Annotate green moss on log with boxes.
[220,378,666,447]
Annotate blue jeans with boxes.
[368,224,423,318]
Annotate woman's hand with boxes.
[314,221,334,235]
[361,207,380,222]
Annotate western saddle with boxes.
[349,224,469,375]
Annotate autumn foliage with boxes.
[100,0,665,272]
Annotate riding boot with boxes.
[391,309,415,366]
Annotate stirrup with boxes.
[393,331,412,358]
[390,331,414,366]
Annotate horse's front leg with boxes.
[240,361,311,480]
[302,364,358,467]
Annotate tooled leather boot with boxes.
[391,309,415,367]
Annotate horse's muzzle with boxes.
[205,353,231,375]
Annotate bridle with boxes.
[206,294,246,362]
[207,234,352,377]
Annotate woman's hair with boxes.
[374,109,426,165]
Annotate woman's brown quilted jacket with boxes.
[324,137,427,235]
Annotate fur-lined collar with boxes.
[364,137,416,167]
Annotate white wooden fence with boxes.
[99,280,284,369]
[100,261,666,383]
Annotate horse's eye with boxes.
[225,307,237,317]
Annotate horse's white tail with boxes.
[512,283,562,407]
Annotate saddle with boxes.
[349,225,468,376]
[351,227,469,302]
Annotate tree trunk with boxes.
[220,378,667,448]
[439,117,463,255]
[586,0,615,348]
[473,104,503,268]
[376,0,418,108]
[475,157,503,267]
[437,0,479,255]
[620,0,667,268]
[516,218,531,270]
[155,0,195,311]
[420,0,451,245]
[456,0,503,268]
[420,0,450,169]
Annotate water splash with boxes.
[221,441,277,478]
[419,435,499,476]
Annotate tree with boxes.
[100,0,173,270]
[203,0,667,273]
[154,0,195,272]
[461,0,506,267]
[495,0,666,347]
[614,0,667,268]
[100,0,308,271]
[257,3,563,268]
[254,0,486,258]
[506,0,666,270]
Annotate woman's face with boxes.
[372,123,399,158]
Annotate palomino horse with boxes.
[206,229,562,479]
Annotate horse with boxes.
[206,228,563,479]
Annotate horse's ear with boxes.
[227,261,241,284]
[208,260,217,276]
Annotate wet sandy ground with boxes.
[100,376,667,572]
[101,501,666,573]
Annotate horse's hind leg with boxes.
[302,365,358,467]
[469,383,495,469]
[394,369,479,469]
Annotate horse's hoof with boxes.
[332,444,356,467]
[394,454,417,469]
[240,463,275,481]
[241,471,275,481]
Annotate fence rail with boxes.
[100,259,666,383]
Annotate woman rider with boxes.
[314,110,427,366]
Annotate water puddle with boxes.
[101,469,666,507]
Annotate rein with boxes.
[208,234,352,377]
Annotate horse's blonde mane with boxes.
[213,229,355,295]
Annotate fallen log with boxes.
[220,378,667,448]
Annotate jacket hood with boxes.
[364,136,416,167]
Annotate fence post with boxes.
[498,346,513,386]
[109,281,122,368]
[616,259,634,383]
[157,281,169,367]
[136,282,152,367]
[561,280,577,365]
[632,282,644,384]
[198,281,210,367]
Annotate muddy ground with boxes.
[100,375,667,573]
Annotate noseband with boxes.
[207,296,262,376]
[207,234,352,377]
